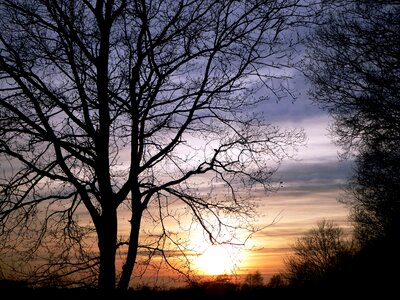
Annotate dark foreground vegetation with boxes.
[1,278,397,300]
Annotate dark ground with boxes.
[0,281,393,300]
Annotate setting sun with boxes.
[195,244,240,275]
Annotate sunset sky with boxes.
[133,70,354,287]
[2,1,397,293]
[241,90,353,280]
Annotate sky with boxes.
[0,4,355,287]
[0,58,354,289]
[234,71,353,280]
[241,111,353,280]
[133,70,354,288]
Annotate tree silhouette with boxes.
[243,271,263,289]
[0,0,306,290]
[344,144,400,245]
[304,1,400,279]
[301,2,400,292]
[344,145,400,291]
[304,1,400,156]
[267,273,287,288]
[284,220,354,287]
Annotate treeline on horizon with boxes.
[1,213,399,294]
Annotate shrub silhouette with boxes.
[283,220,354,288]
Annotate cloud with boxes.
[255,69,325,123]
[247,157,354,259]
[276,159,353,187]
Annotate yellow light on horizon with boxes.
[194,244,241,276]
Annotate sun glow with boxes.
[195,244,241,275]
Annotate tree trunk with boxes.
[98,208,118,291]
[117,204,143,290]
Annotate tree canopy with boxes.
[304,0,400,252]
[304,0,400,155]
[0,0,306,290]
[284,220,354,287]
[304,2,400,289]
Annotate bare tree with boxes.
[243,270,263,289]
[284,220,354,287]
[304,0,400,253]
[344,142,400,246]
[304,1,400,156]
[267,273,287,288]
[0,0,306,291]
